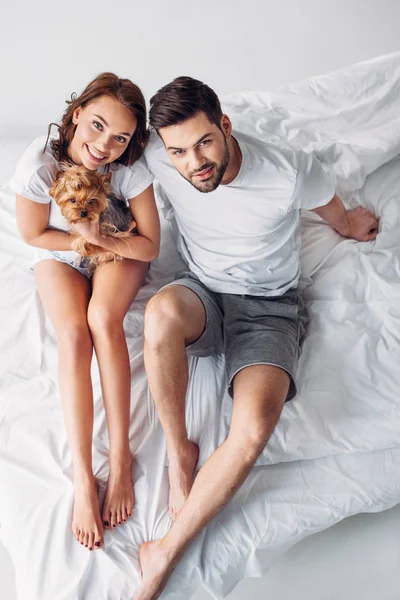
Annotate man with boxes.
[136,77,379,600]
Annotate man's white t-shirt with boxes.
[145,130,334,297]
[10,136,154,233]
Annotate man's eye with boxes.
[173,150,183,156]
[199,140,210,146]
[70,198,76,204]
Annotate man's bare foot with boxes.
[135,540,177,600]
[167,441,199,520]
[102,458,134,529]
[72,476,104,550]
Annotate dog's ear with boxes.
[99,172,112,196]
[49,172,65,199]
[101,173,112,185]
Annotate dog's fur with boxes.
[49,164,136,270]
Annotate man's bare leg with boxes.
[135,364,289,600]
[144,285,206,519]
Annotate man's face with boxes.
[159,111,230,193]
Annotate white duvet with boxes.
[1,51,400,600]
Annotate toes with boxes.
[88,532,95,551]
[110,510,118,529]
[74,526,81,542]
[102,510,111,529]
[94,535,103,549]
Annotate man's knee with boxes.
[229,398,284,462]
[232,421,272,461]
[144,290,188,346]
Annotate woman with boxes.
[11,73,160,551]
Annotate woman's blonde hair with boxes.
[45,72,149,166]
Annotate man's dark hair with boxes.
[149,76,223,131]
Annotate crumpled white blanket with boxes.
[1,51,400,600]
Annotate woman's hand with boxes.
[71,220,102,245]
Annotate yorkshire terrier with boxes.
[49,164,136,270]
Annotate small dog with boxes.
[49,164,136,270]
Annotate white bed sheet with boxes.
[1,51,400,600]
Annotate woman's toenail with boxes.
[95,542,101,547]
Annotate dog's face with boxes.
[49,165,112,224]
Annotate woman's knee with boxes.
[87,303,124,338]
[57,322,93,356]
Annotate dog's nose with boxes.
[80,211,88,218]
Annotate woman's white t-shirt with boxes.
[10,136,154,233]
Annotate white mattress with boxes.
[1,51,400,600]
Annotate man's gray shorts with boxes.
[164,272,308,401]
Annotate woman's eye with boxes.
[115,136,127,144]
[93,121,103,130]
[70,198,76,204]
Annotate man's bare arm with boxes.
[312,194,379,242]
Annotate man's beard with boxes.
[183,139,230,193]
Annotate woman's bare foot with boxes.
[167,441,199,521]
[102,458,134,529]
[136,540,178,600]
[72,476,104,550]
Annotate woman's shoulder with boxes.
[18,136,58,172]
[10,136,59,203]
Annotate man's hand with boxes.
[312,195,379,242]
[346,207,379,242]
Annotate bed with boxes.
[1,51,400,600]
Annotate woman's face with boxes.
[69,95,137,169]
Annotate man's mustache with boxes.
[190,163,215,176]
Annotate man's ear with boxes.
[72,106,82,125]
[221,114,232,138]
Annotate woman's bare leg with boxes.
[34,260,103,550]
[88,259,148,529]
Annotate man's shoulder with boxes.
[235,130,299,179]
[145,130,166,161]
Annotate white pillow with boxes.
[0,138,31,187]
